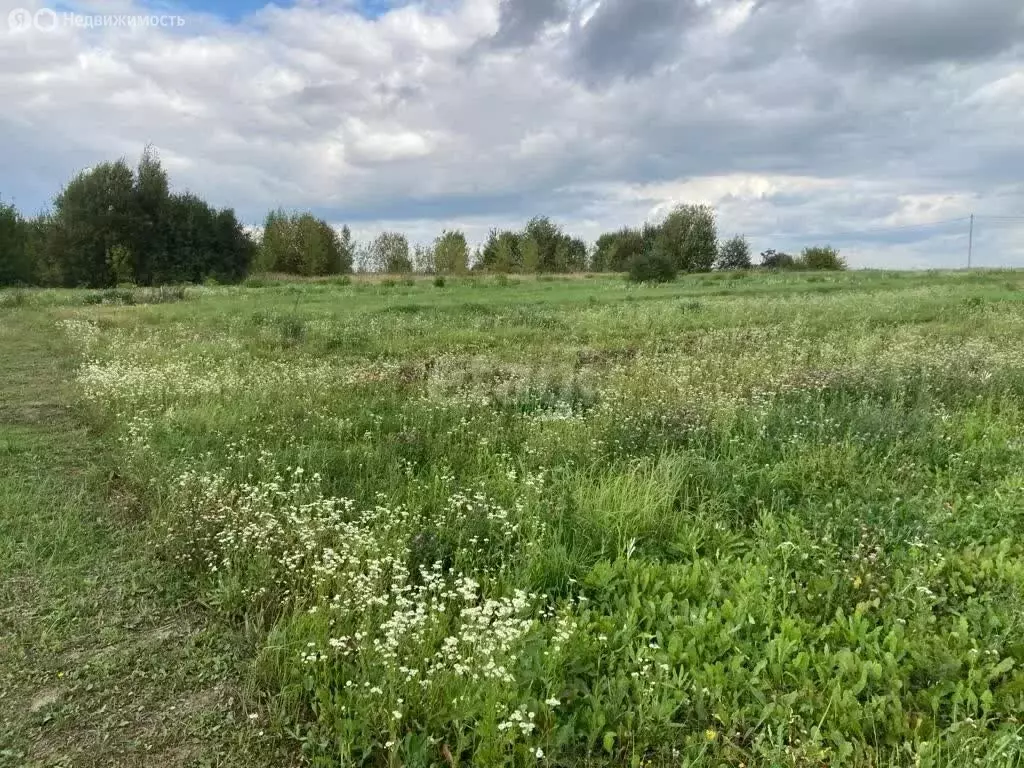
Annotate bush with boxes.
[799,245,846,271]
[760,249,797,269]
[628,251,677,283]
[433,276,446,288]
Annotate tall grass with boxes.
[55,270,1024,766]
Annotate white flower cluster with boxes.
[164,464,566,704]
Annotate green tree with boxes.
[524,216,563,273]
[481,229,522,273]
[0,200,33,286]
[655,204,718,273]
[211,207,256,282]
[159,194,253,283]
[559,236,587,272]
[106,243,135,285]
[162,193,216,282]
[716,235,752,270]
[258,211,348,276]
[434,229,468,274]
[519,234,540,273]
[295,214,344,276]
[370,231,412,273]
[8,148,252,287]
[258,209,293,273]
[132,144,170,285]
[413,243,435,274]
[24,214,62,286]
[593,227,645,272]
[51,159,137,287]
[338,225,355,274]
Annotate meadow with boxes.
[3,269,1024,767]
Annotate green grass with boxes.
[0,310,284,767]
[3,269,1024,766]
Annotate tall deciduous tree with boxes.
[338,225,355,274]
[52,159,137,287]
[716,235,752,270]
[258,210,349,276]
[133,144,170,285]
[434,229,468,274]
[654,204,718,273]
[370,231,412,273]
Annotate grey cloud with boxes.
[817,0,1024,66]
[569,0,707,82]
[488,0,568,47]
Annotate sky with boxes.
[1,0,1023,268]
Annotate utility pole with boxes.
[968,214,974,269]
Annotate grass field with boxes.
[3,269,1024,767]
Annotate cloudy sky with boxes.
[2,0,1023,267]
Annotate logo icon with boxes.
[34,7,56,30]
[7,7,33,31]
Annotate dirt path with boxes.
[0,309,276,768]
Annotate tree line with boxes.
[0,149,845,287]
[1,148,253,287]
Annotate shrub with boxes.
[760,249,797,269]
[433,276,446,288]
[628,251,677,283]
[799,245,846,271]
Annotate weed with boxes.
[277,315,305,345]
